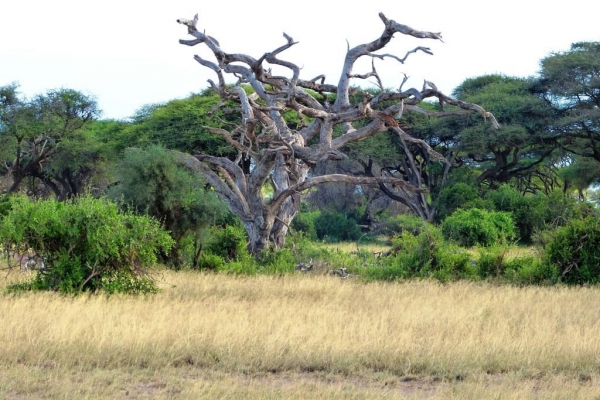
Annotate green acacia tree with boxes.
[43,123,114,200]
[109,145,225,268]
[0,84,101,196]
[447,75,557,191]
[539,42,600,162]
[122,91,238,159]
[558,156,600,200]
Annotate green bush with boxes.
[434,183,491,221]
[212,247,298,276]
[109,145,225,268]
[257,248,297,275]
[379,213,431,237]
[474,247,556,284]
[0,194,12,217]
[205,224,248,261]
[441,208,517,247]
[476,246,510,279]
[545,218,600,284]
[291,211,319,240]
[0,195,173,294]
[512,257,559,285]
[486,185,545,243]
[484,186,588,244]
[314,212,362,242]
[196,253,226,270]
[366,226,473,282]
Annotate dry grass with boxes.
[466,245,540,260]
[1,270,600,398]
[321,240,390,254]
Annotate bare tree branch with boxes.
[176,11,499,255]
[269,173,426,214]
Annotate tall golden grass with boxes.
[1,271,599,398]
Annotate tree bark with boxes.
[176,12,498,256]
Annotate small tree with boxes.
[109,145,225,268]
[176,12,498,256]
[0,84,100,197]
[441,208,517,247]
[0,195,173,293]
[545,217,600,284]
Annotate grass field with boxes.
[1,270,600,399]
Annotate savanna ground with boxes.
[2,261,600,399]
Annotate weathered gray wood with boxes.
[176,12,499,255]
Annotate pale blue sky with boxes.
[1,0,598,119]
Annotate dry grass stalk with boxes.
[1,271,599,398]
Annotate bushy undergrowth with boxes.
[314,212,362,242]
[441,208,517,247]
[5,192,592,289]
[291,211,319,240]
[291,210,362,242]
[476,246,558,284]
[545,217,600,284]
[1,195,173,294]
[364,226,474,282]
[434,184,588,244]
[485,186,587,244]
[378,213,430,237]
[194,218,586,286]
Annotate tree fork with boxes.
[176,12,498,256]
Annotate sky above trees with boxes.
[1,0,598,120]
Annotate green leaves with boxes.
[0,195,173,294]
[441,208,517,247]
[109,145,226,267]
[0,84,101,196]
[122,93,237,157]
[546,217,600,284]
[539,41,600,168]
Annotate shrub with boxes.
[257,248,297,275]
[476,246,510,279]
[545,218,600,284]
[291,211,319,240]
[379,213,431,237]
[434,182,491,221]
[474,247,555,284]
[205,224,248,261]
[109,145,225,268]
[314,212,362,242]
[0,195,173,294]
[485,185,546,243]
[484,186,588,244]
[441,208,516,247]
[196,253,226,270]
[512,257,559,285]
[366,226,472,282]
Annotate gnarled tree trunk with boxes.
[176,12,498,257]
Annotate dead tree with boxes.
[176,12,498,256]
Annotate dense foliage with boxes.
[1,195,173,293]
[2,40,600,288]
[109,145,225,268]
[365,226,473,282]
[545,217,600,284]
[441,208,516,247]
[0,84,101,198]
